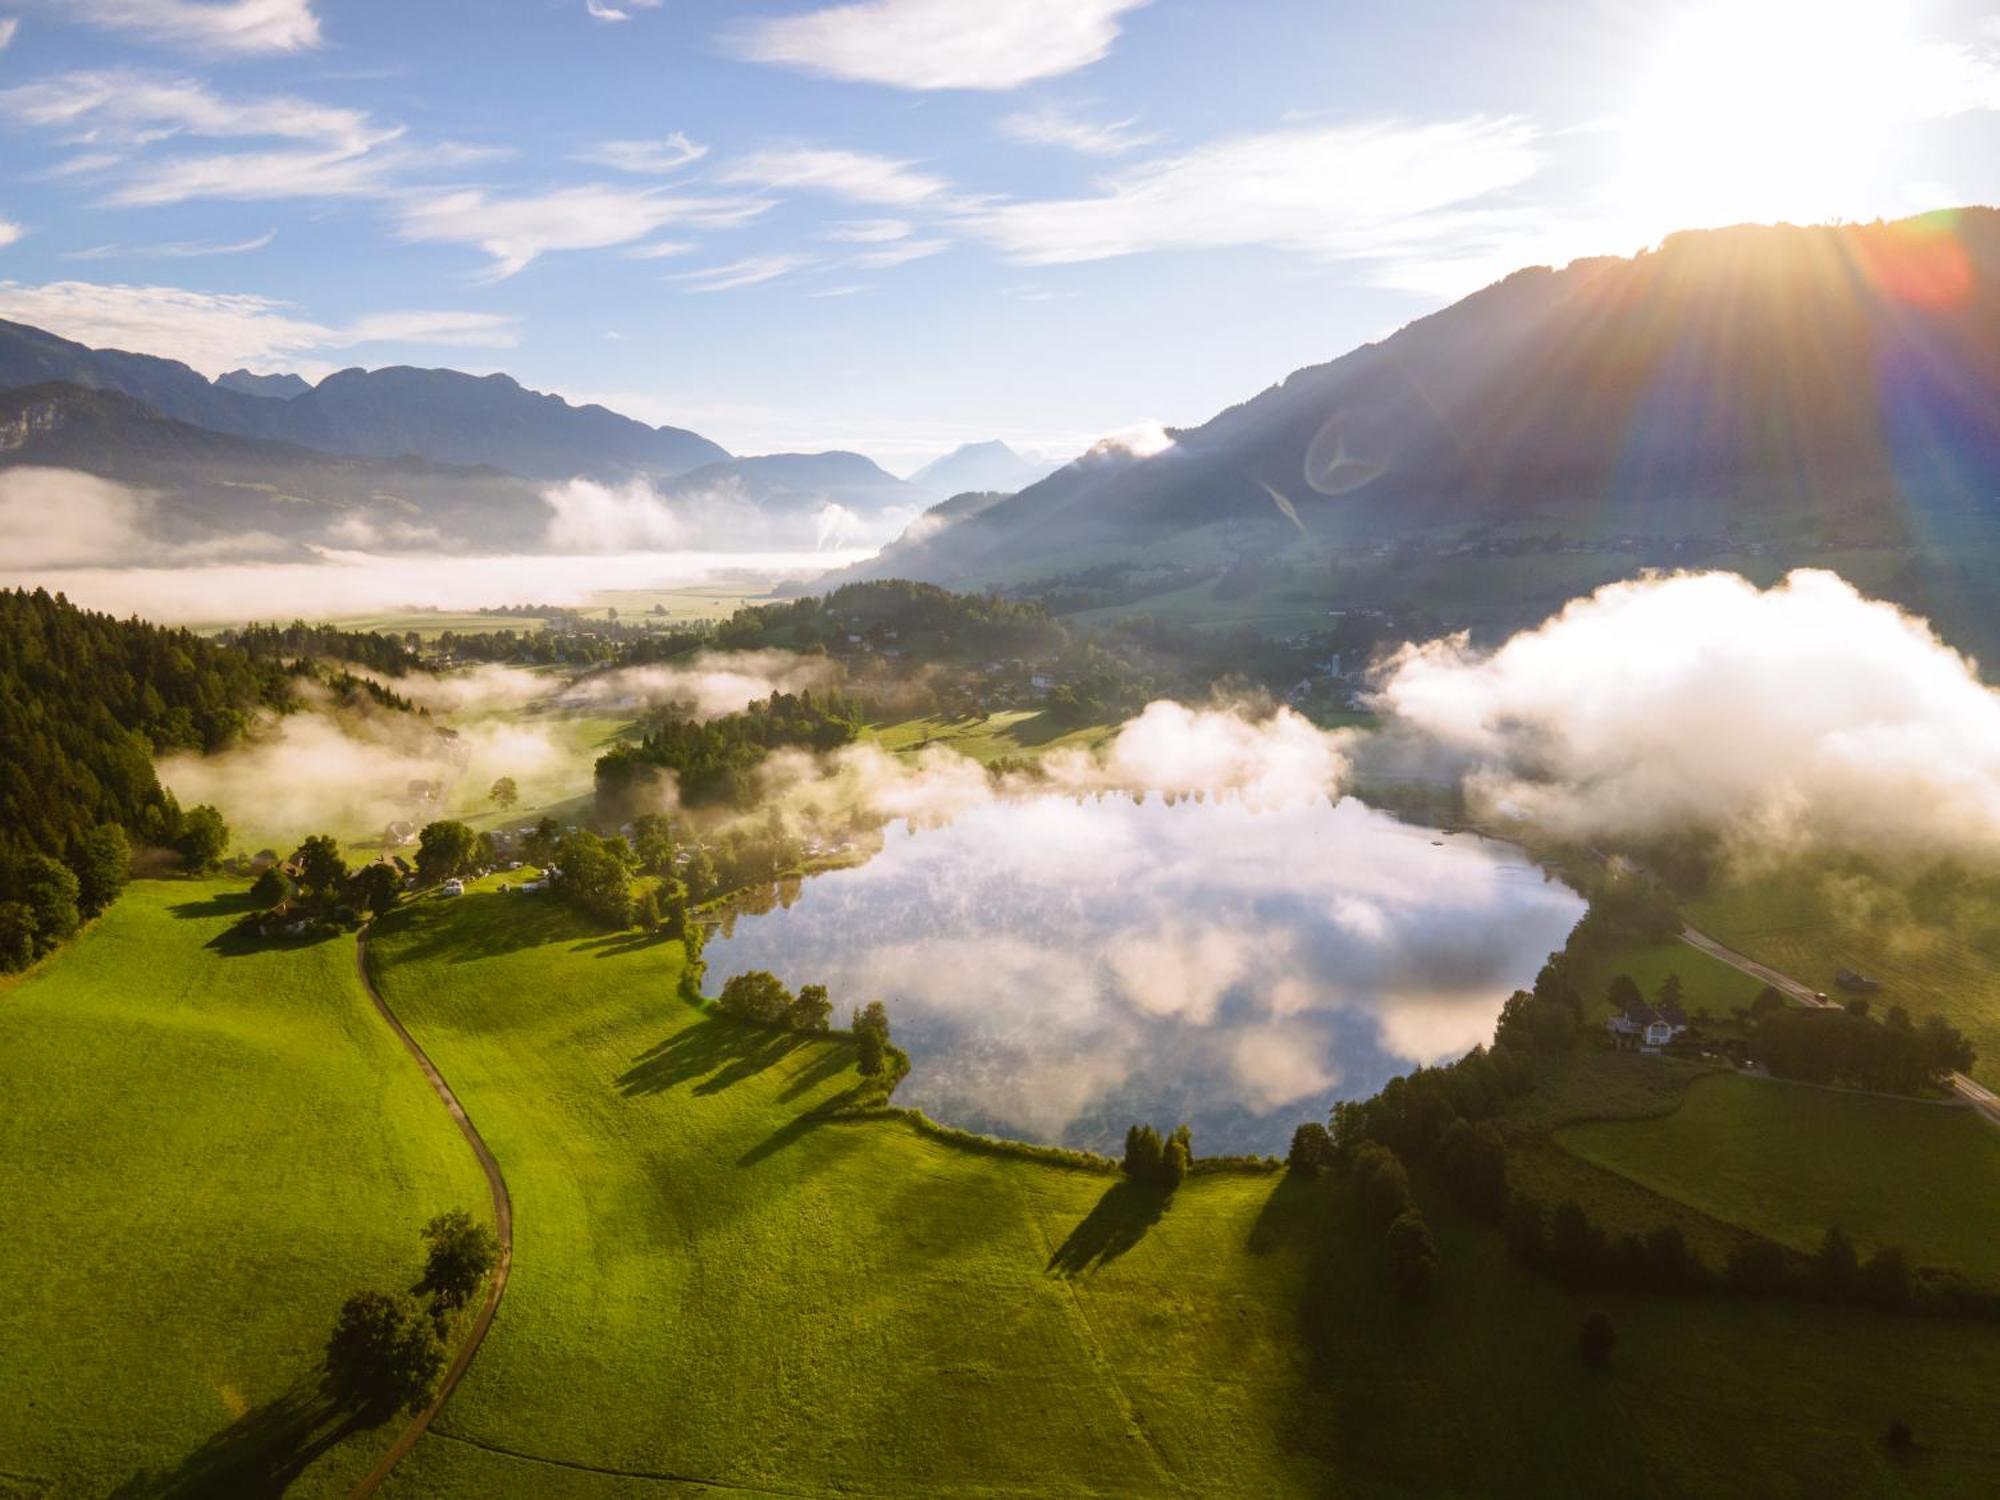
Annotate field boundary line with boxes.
[427,1429,839,1498]
[343,920,515,1500]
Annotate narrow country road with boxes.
[345,922,515,1500]
[1680,925,2000,1130]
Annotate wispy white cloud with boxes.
[1,69,378,150]
[574,132,706,174]
[721,146,949,205]
[728,0,1147,91]
[396,183,767,279]
[959,117,1542,283]
[64,228,276,259]
[821,218,912,243]
[999,104,1157,156]
[584,0,659,21]
[675,253,818,293]
[0,18,18,49]
[624,239,696,259]
[0,217,20,249]
[23,0,321,55]
[0,70,471,209]
[0,279,516,374]
[851,236,948,268]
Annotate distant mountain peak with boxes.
[215,369,312,401]
[908,439,1062,498]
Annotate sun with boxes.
[1616,0,1948,237]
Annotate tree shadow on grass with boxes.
[776,1041,856,1102]
[615,1016,802,1098]
[167,891,258,922]
[374,893,581,966]
[1047,1180,1169,1277]
[736,1083,868,1168]
[1246,1171,1330,1256]
[108,1384,366,1500]
[572,928,673,960]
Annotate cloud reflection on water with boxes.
[707,794,1583,1154]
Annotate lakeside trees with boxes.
[595,690,862,816]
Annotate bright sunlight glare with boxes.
[1617,0,1976,238]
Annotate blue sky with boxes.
[2,0,1999,471]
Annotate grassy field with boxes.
[364,887,2000,1498]
[866,708,1119,763]
[1687,865,2000,1090]
[1570,934,1771,1023]
[0,881,491,1498]
[1559,1072,2000,1284]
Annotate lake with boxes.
[705,794,1585,1155]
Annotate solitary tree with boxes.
[634,884,662,933]
[523,816,561,868]
[293,834,348,900]
[853,1001,891,1076]
[1287,1121,1336,1177]
[71,824,131,918]
[251,865,296,911]
[176,804,229,872]
[788,983,833,1032]
[323,1290,447,1417]
[718,969,793,1025]
[489,776,519,811]
[416,821,479,884]
[421,1209,501,1313]
[350,861,402,917]
[1578,1310,1617,1367]
[1161,1125,1192,1191]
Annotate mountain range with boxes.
[0,318,726,482]
[846,212,2000,612]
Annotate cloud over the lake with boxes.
[1371,568,2000,859]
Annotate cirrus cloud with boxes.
[19,0,321,55]
[727,0,1148,91]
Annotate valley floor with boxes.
[9,879,2000,1497]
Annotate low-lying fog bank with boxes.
[0,546,860,627]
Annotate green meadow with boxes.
[1559,1072,2000,1284]
[866,708,1119,764]
[362,887,2000,1498]
[0,882,490,1498]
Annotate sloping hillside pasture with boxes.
[0,882,490,1498]
[1687,869,2000,1091]
[1559,1072,2000,1284]
[369,887,2000,1498]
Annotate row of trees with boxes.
[711,973,904,1083]
[1121,1123,1193,1191]
[243,833,403,934]
[1751,1002,1975,1094]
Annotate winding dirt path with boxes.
[344,921,515,1500]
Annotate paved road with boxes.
[344,922,515,1500]
[1680,925,2000,1131]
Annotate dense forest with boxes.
[595,690,862,814]
[0,590,286,967]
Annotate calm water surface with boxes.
[706,795,1583,1154]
